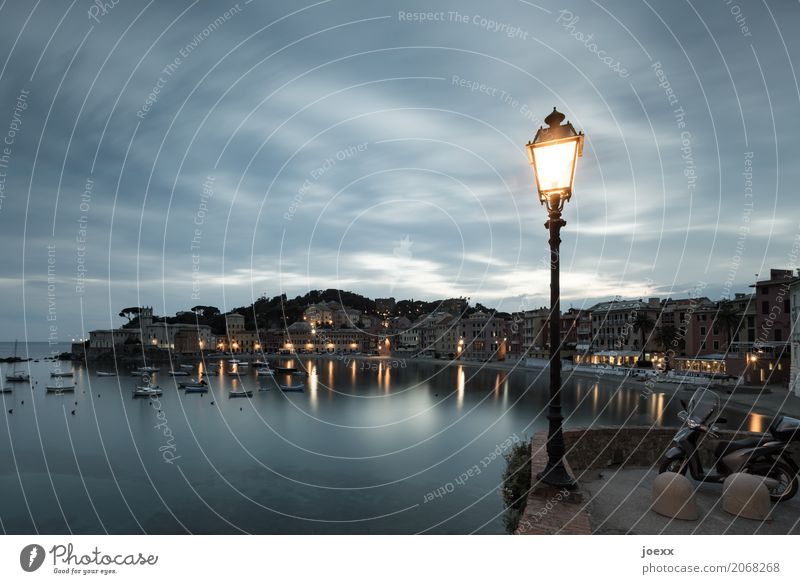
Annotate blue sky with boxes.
[0,0,798,341]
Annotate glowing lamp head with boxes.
[526,108,584,207]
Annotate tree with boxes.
[715,303,742,353]
[655,325,679,370]
[655,325,678,352]
[119,307,140,322]
[632,313,656,362]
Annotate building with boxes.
[332,306,361,328]
[89,307,214,353]
[215,312,259,353]
[575,310,592,357]
[258,329,284,354]
[303,301,361,328]
[748,269,795,385]
[723,292,757,352]
[433,315,461,358]
[580,298,661,366]
[522,308,550,356]
[459,311,507,361]
[282,321,314,352]
[683,300,727,357]
[398,328,420,350]
[303,302,334,326]
[505,312,525,359]
[89,328,140,349]
[790,279,800,397]
[173,326,214,353]
[416,312,452,356]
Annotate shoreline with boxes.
[284,353,799,419]
[78,349,800,419]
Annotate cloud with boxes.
[0,0,797,338]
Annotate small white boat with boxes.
[257,367,274,376]
[235,361,249,368]
[279,383,305,392]
[184,385,208,393]
[50,371,74,378]
[229,390,253,398]
[179,364,194,370]
[96,371,117,377]
[6,341,30,382]
[46,384,75,392]
[169,370,189,377]
[134,385,162,397]
[135,366,159,373]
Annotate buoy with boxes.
[70,410,76,415]
[8,409,12,414]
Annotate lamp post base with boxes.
[537,461,577,489]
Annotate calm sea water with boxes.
[0,348,757,534]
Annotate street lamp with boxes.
[526,107,584,489]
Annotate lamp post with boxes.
[526,107,584,488]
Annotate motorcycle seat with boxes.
[714,436,771,458]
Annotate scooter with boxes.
[659,387,800,502]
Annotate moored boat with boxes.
[133,385,162,397]
[5,372,29,382]
[5,340,30,382]
[228,390,253,398]
[96,371,117,377]
[46,384,75,392]
[279,383,305,392]
[135,366,159,373]
[178,378,207,388]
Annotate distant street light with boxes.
[526,107,584,489]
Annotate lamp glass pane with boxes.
[532,139,578,193]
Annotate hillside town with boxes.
[76,267,800,396]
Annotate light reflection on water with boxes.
[0,356,759,534]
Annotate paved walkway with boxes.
[584,467,800,535]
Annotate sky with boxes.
[0,0,798,341]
